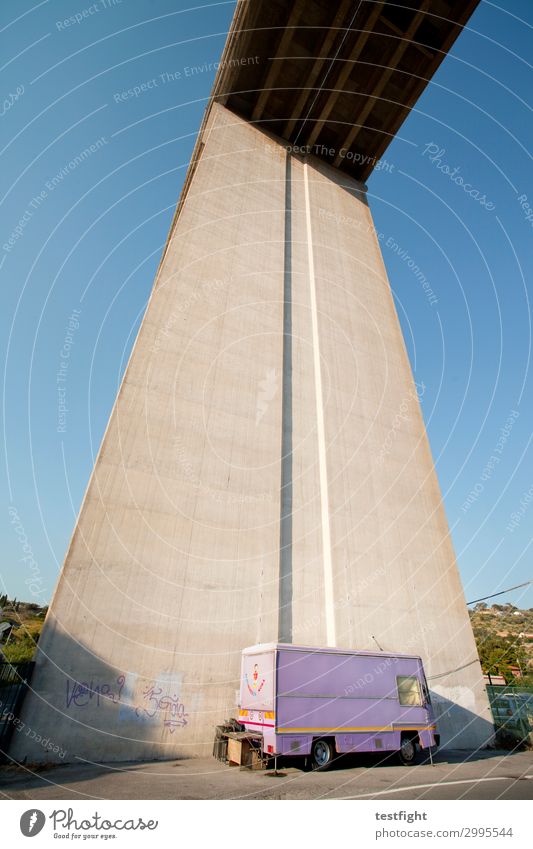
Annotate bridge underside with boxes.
[10,1,491,765]
[213,0,479,181]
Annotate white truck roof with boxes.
[242,643,422,661]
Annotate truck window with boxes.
[397,675,423,706]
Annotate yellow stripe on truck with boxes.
[239,710,276,720]
[275,725,436,734]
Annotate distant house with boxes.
[484,673,506,685]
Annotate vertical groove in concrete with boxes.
[304,160,336,647]
[278,152,293,644]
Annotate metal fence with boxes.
[486,684,533,747]
[0,660,35,761]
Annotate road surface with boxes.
[1,748,532,800]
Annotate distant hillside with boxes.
[469,603,533,685]
[0,597,47,663]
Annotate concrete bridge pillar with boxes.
[12,103,492,763]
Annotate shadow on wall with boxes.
[430,690,495,751]
[5,615,223,766]
[4,615,496,766]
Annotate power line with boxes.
[467,580,533,606]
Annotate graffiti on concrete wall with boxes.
[65,674,125,709]
[67,669,191,733]
[135,681,189,732]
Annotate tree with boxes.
[476,633,529,683]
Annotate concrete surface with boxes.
[1,750,532,801]
[11,104,491,765]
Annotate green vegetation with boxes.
[0,600,47,663]
[469,603,533,686]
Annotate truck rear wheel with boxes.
[311,738,335,770]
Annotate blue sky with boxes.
[1,0,532,610]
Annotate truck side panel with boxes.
[275,649,435,753]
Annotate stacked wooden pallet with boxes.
[213,721,266,770]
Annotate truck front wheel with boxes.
[398,734,417,765]
[311,738,335,770]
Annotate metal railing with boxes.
[0,660,35,761]
[486,684,533,747]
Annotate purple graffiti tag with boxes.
[159,694,189,732]
[116,674,126,701]
[65,674,126,709]
[135,683,163,719]
[135,682,188,731]
[66,680,90,708]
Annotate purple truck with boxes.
[238,643,438,769]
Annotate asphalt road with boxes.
[1,748,532,800]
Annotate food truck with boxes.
[238,643,438,769]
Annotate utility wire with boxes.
[467,580,532,606]
[429,583,532,680]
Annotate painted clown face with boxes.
[245,663,265,697]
